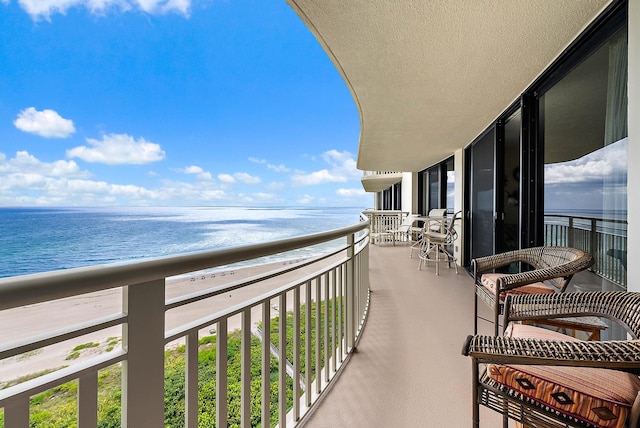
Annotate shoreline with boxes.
[0,256,327,386]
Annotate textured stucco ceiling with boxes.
[287,0,612,172]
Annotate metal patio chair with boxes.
[409,208,447,258]
[418,210,462,274]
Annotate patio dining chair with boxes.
[472,246,594,335]
[384,213,420,247]
[463,291,640,428]
[418,210,462,274]
[409,208,447,258]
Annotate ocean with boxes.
[0,206,365,279]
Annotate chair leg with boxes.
[494,306,500,337]
[472,358,480,428]
[474,291,478,335]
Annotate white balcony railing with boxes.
[361,170,401,177]
[0,220,370,427]
[361,210,408,244]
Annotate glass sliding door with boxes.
[500,109,521,253]
[428,168,439,212]
[417,156,455,215]
[468,129,496,261]
[539,25,628,292]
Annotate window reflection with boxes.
[540,26,627,295]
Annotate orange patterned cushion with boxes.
[487,324,640,428]
[481,273,554,300]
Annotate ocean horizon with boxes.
[0,206,365,279]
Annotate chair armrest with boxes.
[471,247,593,279]
[496,266,571,291]
[503,292,640,338]
[462,334,640,372]
[472,252,523,274]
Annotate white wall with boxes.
[402,172,418,213]
[453,149,465,264]
[627,0,639,292]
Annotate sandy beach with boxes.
[0,255,342,386]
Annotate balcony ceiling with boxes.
[361,172,403,192]
[287,0,612,172]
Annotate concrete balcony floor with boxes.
[301,243,506,427]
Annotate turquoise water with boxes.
[0,206,364,278]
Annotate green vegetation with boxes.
[65,341,101,360]
[17,349,42,361]
[105,337,121,353]
[0,298,344,427]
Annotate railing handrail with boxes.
[0,221,370,311]
[544,213,628,225]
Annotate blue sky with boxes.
[0,0,368,207]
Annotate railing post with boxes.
[78,371,98,428]
[217,319,228,428]
[122,279,165,428]
[346,233,355,350]
[3,396,29,428]
[590,218,597,264]
[261,302,271,425]
[185,331,199,428]
[241,309,251,428]
[568,216,574,247]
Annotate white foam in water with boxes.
[0,206,364,278]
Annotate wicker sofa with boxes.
[472,246,595,335]
[463,291,640,428]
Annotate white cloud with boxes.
[182,165,203,174]
[336,188,366,197]
[0,151,267,206]
[250,157,291,173]
[291,150,360,186]
[179,165,212,181]
[15,0,190,20]
[268,163,291,173]
[13,107,75,138]
[218,173,236,184]
[266,182,286,190]
[234,172,261,184]
[236,192,280,204]
[292,169,344,186]
[0,151,90,178]
[218,173,260,185]
[545,138,627,185]
[297,195,315,204]
[67,133,165,165]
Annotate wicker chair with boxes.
[463,291,640,428]
[472,246,594,336]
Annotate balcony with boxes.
[0,213,621,427]
[360,171,403,193]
